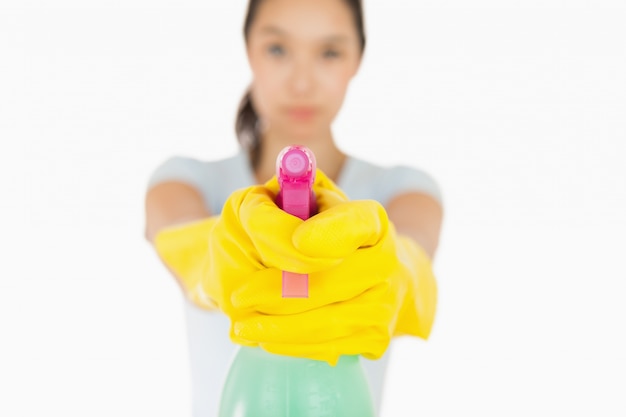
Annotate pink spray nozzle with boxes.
[282,149,308,176]
[277,145,316,187]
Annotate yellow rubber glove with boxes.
[227,174,397,315]
[296,202,438,340]
[230,199,438,364]
[202,171,368,317]
[154,170,376,317]
[152,189,321,314]
[294,198,438,340]
[154,170,437,365]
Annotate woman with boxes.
[145,0,443,415]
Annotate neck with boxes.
[252,127,346,184]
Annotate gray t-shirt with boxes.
[147,150,442,417]
[148,150,443,213]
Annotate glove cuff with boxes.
[154,217,220,310]
[393,236,438,339]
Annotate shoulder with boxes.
[146,151,254,215]
[146,153,243,190]
[147,156,204,189]
[382,163,443,206]
[342,156,443,207]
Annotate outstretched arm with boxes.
[144,181,214,299]
[386,192,443,260]
[144,181,211,243]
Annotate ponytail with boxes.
[234,89,262,169]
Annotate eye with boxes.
[323,49,340,59]
[268,44,285,57]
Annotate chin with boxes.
[276,121,320,142]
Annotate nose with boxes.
[289,59,315,96]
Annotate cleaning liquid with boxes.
[218,346,375,416]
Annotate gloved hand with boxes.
[154,170,437,365]
[152,188,321,312]
[230,197,438,364]
[154,170,381,316]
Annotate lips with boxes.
[286,107,316,120]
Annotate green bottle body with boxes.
[218,346,376,417]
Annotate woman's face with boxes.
[246,0,362,140]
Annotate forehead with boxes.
[250,0,356,42]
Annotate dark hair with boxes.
[235,0,367,169]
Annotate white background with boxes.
[2,0,625,416]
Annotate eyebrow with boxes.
[258,25,350,43]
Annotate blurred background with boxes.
[2,0,625,415]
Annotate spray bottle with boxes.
[218,145,376,417]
